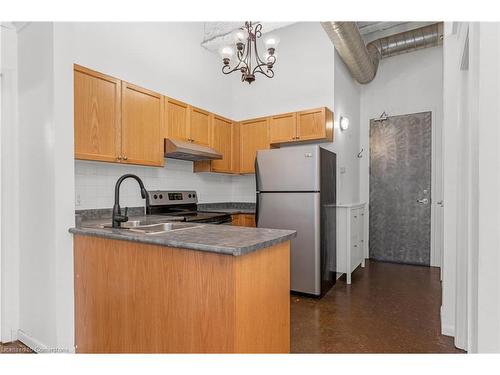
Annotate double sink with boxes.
[101,220,203,235]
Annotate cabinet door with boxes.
[231,214,242,226]
[165,98,189,142]
[243,214,256,227]
[190,106,211,146]
[240,118,269,174]
[297,107,328,141]
[231,122,240,174]
[211,115,233,173]
[121,82,164,167]
[358,208,365,258]
[350,209,362,272]
[74,65,121,162]
[269,112,297,144]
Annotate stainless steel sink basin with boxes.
[128,222,203,234]
[101,219,177,229]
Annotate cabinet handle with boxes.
[117,156,123,161]
[354,245,358,247]
[123,156,128,161]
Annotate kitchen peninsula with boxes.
[69,218,295,354]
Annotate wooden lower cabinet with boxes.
[73,235,290,353]
[232,214,256,227]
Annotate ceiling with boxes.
[201,21,438,52]
[201,22,295,52]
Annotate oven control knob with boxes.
[159,194,163,199]
[153,194,158,199]
[193,193,196,198]
[188,194,192,198]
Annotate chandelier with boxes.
[219,21,280,84]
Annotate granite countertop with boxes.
[69,215,295,256]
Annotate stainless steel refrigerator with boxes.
[256,145,336,297]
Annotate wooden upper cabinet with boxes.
[269,112,297,144]
[231,122,240,174]
[121,82,164,167]
[239,117,269,174]
[74,65,121,162]
[297,107,334,142]
[189,106,211,146]
[211,115,233,173]
[165,98,189,142]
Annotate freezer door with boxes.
[257,192,321,295]
[256,145,320,192]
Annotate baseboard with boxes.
[17,329,49,353]
[441,306,455,337]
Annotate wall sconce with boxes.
[340,116,350,131]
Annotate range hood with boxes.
[164,138,222,161]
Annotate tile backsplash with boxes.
[75,159,256,210]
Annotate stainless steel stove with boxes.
[146,190,231,224]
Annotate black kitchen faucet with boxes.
[112,174,149,228]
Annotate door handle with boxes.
[416,198,429,204]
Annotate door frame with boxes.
[366,109,442,268]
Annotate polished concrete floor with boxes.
[291,260,465,353]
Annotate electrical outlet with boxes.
[340,166,346,174]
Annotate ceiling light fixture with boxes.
[219,21,279,84]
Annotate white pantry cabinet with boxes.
[335,203,366,284]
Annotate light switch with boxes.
[340,167,346,174]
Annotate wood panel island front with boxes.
[70,220,295,353]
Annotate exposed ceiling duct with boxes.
[321,22,443,84]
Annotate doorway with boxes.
[369,111,432,266]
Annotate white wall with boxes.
[72,22,232,118]
[331,50,361,204]
[442,24,461,340]
[229,22,335,120]
[17,22,59,349]
[442,21,500,353]
[1,24,20,343]
[476,22,500,353]
[359,46,444,263]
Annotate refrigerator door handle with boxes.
[254,157,260,192]
[255,157,260,227]
[255,193,260,227]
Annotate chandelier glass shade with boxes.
[220,21,279,84]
